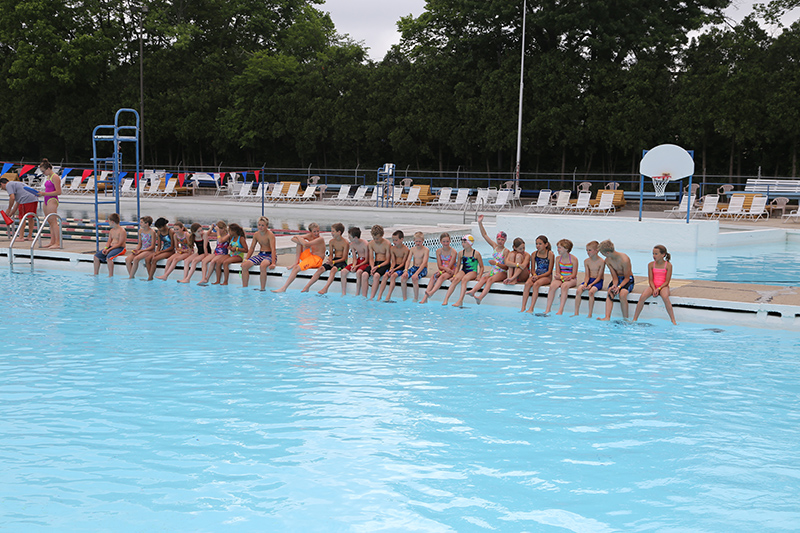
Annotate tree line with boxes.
[1,0,799,179]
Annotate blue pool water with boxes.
[2,267,799,531]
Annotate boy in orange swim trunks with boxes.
[272,222,326,293]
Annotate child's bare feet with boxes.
[300,287,309,293]
[155,275,166,280]
[272,288,286,293]
[317,289,328,295]
[597,316,611,321]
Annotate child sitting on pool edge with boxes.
[302,222,349,294]
[273,222,325,293]
[598,239,634,321]
[93,213,127,277]
[633,244,677,325]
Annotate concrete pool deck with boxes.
[2,196,799,329]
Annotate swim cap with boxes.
[462,234,474,244]
[496,231,507,240]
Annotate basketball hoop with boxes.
[651,174,671,197]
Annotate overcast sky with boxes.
[322,0,798,61]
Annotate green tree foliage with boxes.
[3,0,800,178]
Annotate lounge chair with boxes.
[738,195,768,220]
[488,189,512,211]
[693,194,719,218]
[65,176,84,194]
[282,182,301,202]
[714,195,745,219]
[550,190,572,214]
[431,187,452,209]
[397,186,422,207]
[119,178,134,196]
[362,186,379,206]
[565,190,591,215]
[232,182,254,201]
[448,188,471,210]
[525,189,552,213]
[331,184,352,204]
[665,195,695,218]
[588,191,615,215]
[343,185,368,205]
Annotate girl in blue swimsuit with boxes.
[521,235,554,313]
[145,217,176,281]
[442,234,484,307]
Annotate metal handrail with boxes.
[30,213,64,266]
[7,212,39,266]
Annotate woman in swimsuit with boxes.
[441,234,484,307]
[177,223,210,284]
[198,221,230,286]
[145,217,176,281]
[39,158,62,248]
[467,214,509,303]
[156,222,194,281]
[521,235,555,313]
[633,245,677,325]
[220,223,248,285]
[126,216,157,278]
[544,239,579,315]
[420,233,457,304]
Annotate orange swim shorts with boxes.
[299,249,323,271]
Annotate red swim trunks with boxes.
[344,257,368,272]
[18,202,38,219]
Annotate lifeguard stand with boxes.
[377,163,395,208]
[91,108,140,250]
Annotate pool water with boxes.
[2,268,799,531]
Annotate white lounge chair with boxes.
[525,189,552,213]
[588,191,615,215]
[362,186,379,206]
[143,178,162,198]
[565,190,591,215]
[343,185,368,205]
[65,176,84,194]
[79,177,95,195]
[431,187,452,209]
[331,184,352,204]
[694,194,719,218]
[268,182,284,202]
[233,182,254,201]
[738,195,768,220]
[473,188,493,208]
[448,188,471,210]
[299,185,317,202]
[282,182,301,202]
[782,207,800,223]
[397,186,422,207]
[488,189,512,211]
[549,190,572,214]
[714,195,745,219]
[119,178,134,196]
[248,183,265,202]
[665,195,695,218]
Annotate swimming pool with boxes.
[2,267,798,531]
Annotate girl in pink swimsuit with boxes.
[633,244,677,325]
[39,158,62,248]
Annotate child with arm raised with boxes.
[544,239,579,315]
[573,240,605,318]
[633,245,677,325]
[467,215,508,299]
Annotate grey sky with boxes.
[323,1,799,61]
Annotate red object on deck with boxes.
[1,210,13,225]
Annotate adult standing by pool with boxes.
[0,177,39,241]
[38,158,62,248]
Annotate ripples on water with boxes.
[2,268,799,531]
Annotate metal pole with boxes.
[514,0,527,189]
[138,5,147,168]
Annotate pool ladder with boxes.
[8,213,63,268]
